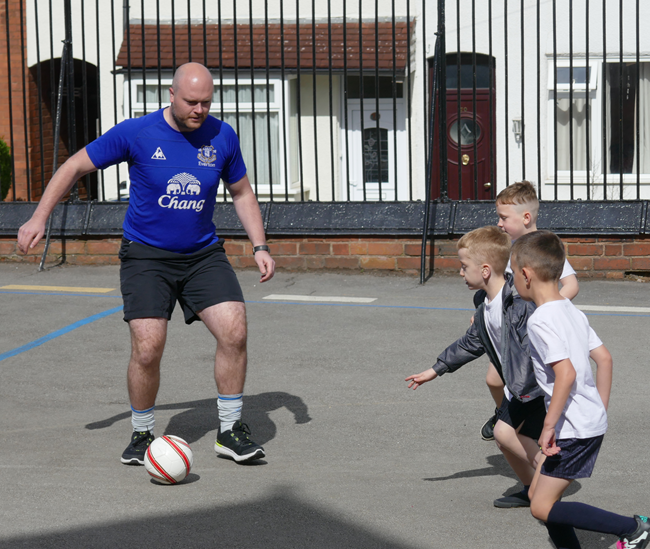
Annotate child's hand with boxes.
[538,426,561,457]
[405,368,438,390]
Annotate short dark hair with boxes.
[510,230,565,282]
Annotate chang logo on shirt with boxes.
[158,172,205,212]
[197,145,217,167]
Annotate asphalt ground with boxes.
[0,263,648,549]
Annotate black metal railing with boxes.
[1,0,648,208]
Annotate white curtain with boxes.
[138,85,170,104]
[223,112,280,188]
[219,83,280,188]
[556,96,589,171]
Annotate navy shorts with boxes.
[119,238,244,324]
[496,394,546,441]
[541,435,605,480]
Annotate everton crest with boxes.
[197,145,217,166]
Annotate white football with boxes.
[144,435,193,484]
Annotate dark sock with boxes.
[548,501,638,537]
[545,522,581,549]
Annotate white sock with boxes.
[131,405,155,433]
[218,393,243,432]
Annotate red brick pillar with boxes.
[0,0,29,201]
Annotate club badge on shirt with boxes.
[197,145,217,167]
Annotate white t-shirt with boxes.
[526,299,607,439]
[483,286,513,401]
[506,257,575,280]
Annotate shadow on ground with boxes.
[423,454,620,548]
[0,488,415,549]
[85,392,311,445]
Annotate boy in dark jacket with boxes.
[406,225,545,507]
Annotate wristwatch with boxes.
[253,245,270,254]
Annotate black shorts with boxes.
[541,435,604,480]
[496,394,546,441]
[119,238,244,324]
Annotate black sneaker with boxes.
[120,430,153,465]
[618,515,650,549]
[493,489,530,508]
[481,409,498,441]
[215,422,265,462]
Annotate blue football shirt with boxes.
[86,109,247,253]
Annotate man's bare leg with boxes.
[121,317,167,465]
[199,301,265,462]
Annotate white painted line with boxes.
[576,304,650,314]
[263,294,377,303]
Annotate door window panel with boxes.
[363,128,389,184]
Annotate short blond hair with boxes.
[457,226,511,275]
[496,181,539,223]
[511,230,565,282]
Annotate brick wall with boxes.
[0,0,29,200]
[1,235,649,278]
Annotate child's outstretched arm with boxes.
[405,319,487,390]
[540,358,576,457]
[590,344,613,411]
[559,274,579,300]
[405,368,438,390]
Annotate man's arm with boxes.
[226,174,275,282]
[17,148,97,254]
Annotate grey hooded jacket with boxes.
[431,273,544,402]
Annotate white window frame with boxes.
[546,57,650,186]
[546,58,601,184]
[124,74,288,196]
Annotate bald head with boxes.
[167,63,213,132]
[172,62,214,93]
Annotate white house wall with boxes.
[436,0,650,200]
[24,1,428,202]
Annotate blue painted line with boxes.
[0,305,123,362]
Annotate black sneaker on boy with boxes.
[617,515,650,549]
[121,430,154,465]
[494,488,530,508]
[215,421,265,462]
[481,408,498,441]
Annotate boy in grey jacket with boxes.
[406,225,545,508]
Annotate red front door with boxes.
[430,64,497,201]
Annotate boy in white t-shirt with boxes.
[480,181,580,444]
[406,226,547,508]
[510,230,649,549]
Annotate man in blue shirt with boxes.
[18,63,275,465]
